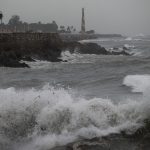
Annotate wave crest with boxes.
[123,75,150,93]
[0,83,150,149]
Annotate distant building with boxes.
[0,15,58,33]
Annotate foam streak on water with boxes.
[123,75,150,93]
[0,76,150,150]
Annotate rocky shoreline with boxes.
[0,33,131,68]
[48,119,150,150]
[62,41,130,56]
[50,124,150,150]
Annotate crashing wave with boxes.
[0,81,150,149]
[125,37,133,41]
[21,60,54,69]
[135,33,145,37]
[123,75,150,93]
[124,44,135,49]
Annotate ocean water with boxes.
[0,35,150,150]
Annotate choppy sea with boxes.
[0,35,150,150]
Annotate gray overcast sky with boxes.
[1,0,150,35]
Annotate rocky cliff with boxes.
[0,33,130,68]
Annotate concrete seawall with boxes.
[0,33,62,44]
[0,33,63,67]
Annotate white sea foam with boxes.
[125,37,133,41]
[22,52,97,68]
[135,33,145,37]
[0,82,150,150]
[123,75,150,93]
[124,44,135,49]
[21,60,55,69]
[61,50,98,64]
[123,44,143,56]
[80,38,111,43]
[80,38,124,43]
[61,51,83,63]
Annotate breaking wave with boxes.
[0,78,150,150]
[123,75,150,93]
[21,60,54,69]
[125,37,133,41]
[61,51,99,64]
[61,51,84,63]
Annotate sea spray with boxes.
[0,80,150,149]
[123,75,150,93]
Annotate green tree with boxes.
[8,15,22,25]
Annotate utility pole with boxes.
[81,8,85,34]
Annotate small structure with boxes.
[81,8,85,34]
[0,11,3,24]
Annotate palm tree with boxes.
[0,11,3,24]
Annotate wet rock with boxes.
[63,42,131,56]
[22,56,35,62]
[72,140,110,150]
[0,33,131,68]
[78,43,109,55]
[113,47,119,50]
[0,33,63,67]
[111,50,130,56]
[123,46,128,50]
[0,51,29,68]
[51,146,72,150]
[50,134,139,150]
[137,133,150,150]
[0,40,62,67]
[62,42,108,55]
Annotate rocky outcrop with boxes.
[62,42,130,56]
[0,33,63,67]
[50,134,137,150]
[0,33,130,68]
[0,51,29,68]
[50,120,150,150]
[0,41,62,68]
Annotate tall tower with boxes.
[81,8,85,34]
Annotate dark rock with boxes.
[49,120,150,150]
[63,60,68,62]
[62,42,131,56]
[137,133,150,150]
[72,140,110,150]
[0,33,63,68]
[22,56,35,62]
[62,42,109,55]
[78,43,109,55]
[123,46,128,50]
[0,52,29,68]
[111,50,130,56]
[113,47,119,50]
[51,134,137,150]
[0,40,62,68]
[0,33,131,68]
